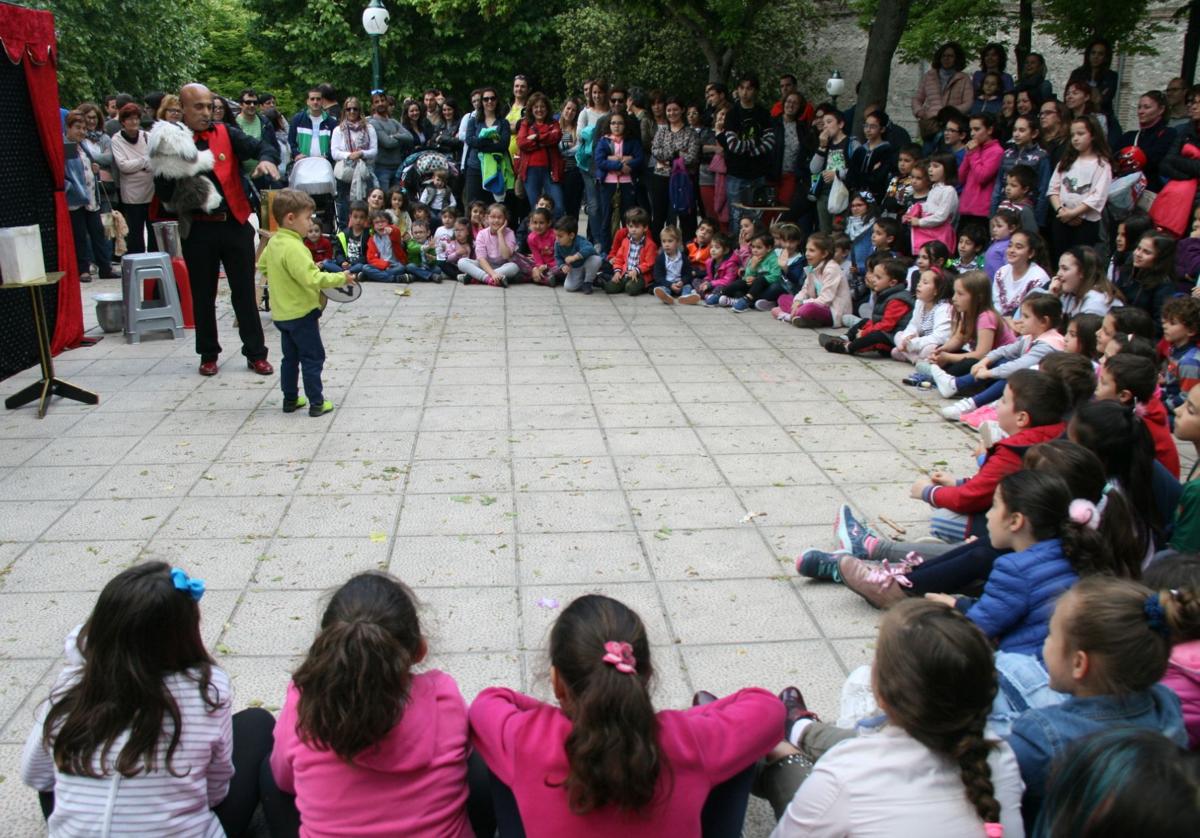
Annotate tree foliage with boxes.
[24,0,208,105]
[852,0,1005,65]
[1036,0,1167,54]
[195,0,280,109]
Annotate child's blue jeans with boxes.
[954,374,1006,407]
[274,309,325,404]
[359,264,403,282]
[403,264,437,282]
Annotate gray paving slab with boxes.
[3,279,1190,836]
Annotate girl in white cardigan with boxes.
[893,266,955,365]
[903,154,959,256]
[766,599,1024,838]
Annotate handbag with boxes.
[1149,143,1200,236]
[827,175,849,214]
[333,159,355,183]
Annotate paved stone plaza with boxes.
[0,279,990,833]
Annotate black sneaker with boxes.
[282,396,308,414]
[309,399,334,417]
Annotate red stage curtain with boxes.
[0,3,82,353]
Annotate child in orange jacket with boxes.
[604,207,657,295]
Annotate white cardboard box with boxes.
[0,225,46,285]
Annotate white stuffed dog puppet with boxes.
[148,121,221,238]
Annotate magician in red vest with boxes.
[154,84,281,377]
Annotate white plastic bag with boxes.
[827,175,849,215]
[348,160,377,201]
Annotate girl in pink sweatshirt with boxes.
[957,112,1004,226]
[268,573,473,838]
[469,594,783,838]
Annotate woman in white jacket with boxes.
[893,266,954,364]
[331,96,379,226]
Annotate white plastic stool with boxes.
[121,252,183,343]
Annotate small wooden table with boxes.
[3,272,98,418]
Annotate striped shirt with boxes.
[21,628,233,838]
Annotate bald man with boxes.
[155,84,280,377]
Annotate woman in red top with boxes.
[517,92,565,219]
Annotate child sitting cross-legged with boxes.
[402,219,442,283]
[732,232,784,312]
[526,208,558,286]
[604,206,657,295]
[323,200,371,280]
[651,225,701,304]
[759,599,1023,837]
[264,573,474,837]
[303,219,333,265]
[893,266,954,379]
[551,215,602,294]
[778,232,852,328]
[700,232,741,304]
[460,202,519,288]
[362,209,406,283]
[1096,351,1182,478]
[924,270,1016,380]
[1003,576,1190,828]
[818,258,915,356]
[929,292,1066,421]
[469,595,784,837]
[687,218,716,273]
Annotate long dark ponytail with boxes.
[43,562,218,778]
[875,599,1001,827]
[550,594,665,814]
[293,572,422,760]
[995,470,1112,575]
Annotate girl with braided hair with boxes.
[767,598,1021,836]
[1007,576,1190,829]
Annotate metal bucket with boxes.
[93,293,124,333]
[151,221,182,258]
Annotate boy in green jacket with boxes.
[257,189,355,417]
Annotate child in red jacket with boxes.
[303,219,333,264]
[819,258,914,355]
[1096,351,1181,478]
[362,210,407,283]
[911,369,1068,541]
[604,207,657,295]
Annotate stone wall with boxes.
[800,2,1189,132]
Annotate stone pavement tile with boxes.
[516,490,634,533]
[583,365,660,384]
[0,465,108,501]
[509,349,583,367]
[339,385,427,408]
[507,383,593,405]
[324,406,421,435]
[872,421,975,457]
[521,582,673,649]
[702,426,802,455]
[295,460,408,496]
[509,403,597,430]
[199,590,240,651]
[436,350,508,368]
[605,427,703,456]
[119,434,231,466]
[661,579,820,644]
[191,462,304,497]
[0,591,99,657]
[258,536,390,589]
[390,534,516,588]
[88,463,206,499]
[413,430,508,460]
[25,435,141,467]
[397,492,515,536]
[840,482,935,524]
[764,399,860,426]
[640,527,782,581]
[139,538,266,590]
[509,428,609,458]
[178,387,271,411]
[680,401,778,427]
[0,437,50,467]
[0,744,49,833]
[666,381,756,403]
[823,379,917,401]
[654,364,740,384]
[149,408,255,436]
[277,494,400,539]
[628,488,745,531]
[794,580,883,639]
[513,456,619,492]
[423,652,524,703]
[517,531,648,585]
[785,422,893,453]
[812,452,927,484]
[2,541,142,592]
[221,590,327,657]
[614,453,725,491]
[594,401,688,430]
[315,431,416,462]
[354,367,433,388]
[0,502,77,542]
[742,381,831,402]
[407,459,510,495]
[679,640,850,723]
[92,387,191,413]
[712,452,829,488]
[159,495,289,540]
[216,655,299,713]
[0,659,53,738]
[420,404,508,431]
[419,587,519,653]
[733,485,850,527]
[830,637,878,675]
[69,409,168,437]
[426,383,510,407]
[758,525,838,562]
[587,381,675,403]
[851,399,945,425]
[507,365,585,385]
[801,361,892,381]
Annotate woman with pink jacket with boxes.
[957,112,1004,226]
[912,42,974,140]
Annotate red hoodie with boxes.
[1140,397,1181,478]
[925,422,1067,515]
[303,235,333,264]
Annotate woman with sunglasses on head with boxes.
[330,97,378,226]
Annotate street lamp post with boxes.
[826,70,845,110]
[362,0,390,93]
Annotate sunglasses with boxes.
[482,96,497,102]
[344,107,360,113]
[242,100,258,105]
[610,97,626,104]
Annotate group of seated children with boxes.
[20,553,1200,838]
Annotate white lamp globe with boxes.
[363,4,390,36]
[826,71,845,97]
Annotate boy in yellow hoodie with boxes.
[257,189,355,416]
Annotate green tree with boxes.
[1037,0,1166,54]
[24,0,208,104]
[195,0,282,109]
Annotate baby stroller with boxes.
[290,155,338,232]
[398,150,460,199]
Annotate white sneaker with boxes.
[654,286,674,304]
[941,397,977,420]
[929,365,958,398]
[718,295,731,307]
